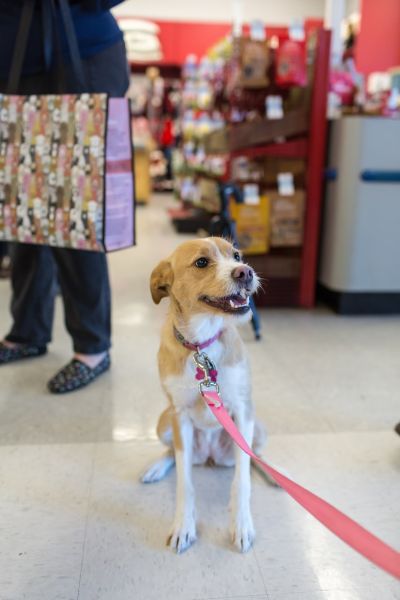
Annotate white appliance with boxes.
[319,116,400,313]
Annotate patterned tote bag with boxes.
[0,0,135,252]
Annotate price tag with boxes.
[289,19,305,41]
[266,95,283,119]
[250,20,266,41]
[277,172,295,196]
[243,184,260,205]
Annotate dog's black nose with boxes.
[232,265,253,285]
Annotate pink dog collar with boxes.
[173,326,223,352]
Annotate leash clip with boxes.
[193,350,222,408]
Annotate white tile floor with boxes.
[0,195,399,600]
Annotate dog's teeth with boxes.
[229,300,235,308]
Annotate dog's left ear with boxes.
[150,260,174,304]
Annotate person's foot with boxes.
[73,352,108,370]
[0,340,47,365]
[395,423,400,436]
[47,352,111,394]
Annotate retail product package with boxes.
[198,177,221,213]
[238,39,270,88]
[0,94,135,252]
[230,194,270,255]
[330,70,355,106]
[231,156,265,182]
[269,190,305,247]
[275,39,307,87]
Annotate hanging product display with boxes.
[238,38,270,88]
[275,39,307,87]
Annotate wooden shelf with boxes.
[203,29,332,308]
[204,109,308,154]
[254,277,301,307]
[246,251,302,280]
[231,138,308,160]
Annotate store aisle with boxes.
[0,195,399,600]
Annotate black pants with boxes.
[0,40,130,353]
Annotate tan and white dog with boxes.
[142,237,266,553]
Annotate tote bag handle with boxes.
[56,0,88,91]
[6,0,89,95]
[6,0,35,94]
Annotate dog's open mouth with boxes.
[199,292,251,314]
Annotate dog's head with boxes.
[150,237,260,321]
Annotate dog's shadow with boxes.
[91,462,235,552]
[137,464,233,551]
[130,463,276,553]
[93,454,280,553]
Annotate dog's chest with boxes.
[163,342,250,429]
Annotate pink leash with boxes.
[193,350,400,580]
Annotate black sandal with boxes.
[47,353,111,394]
[0,342,47,365]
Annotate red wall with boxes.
[154,21,232,65]
[356,0,400,75]
[119,18,323,67]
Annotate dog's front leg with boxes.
[168,411,197,553]
[229,407,255,552]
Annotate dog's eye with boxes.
[233,251,241,262]
[195,257,209,268]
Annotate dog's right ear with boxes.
[150,260,174,304]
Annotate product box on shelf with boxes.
[198,177,220,213]
[269,190,305,247]
[229,194,270,255]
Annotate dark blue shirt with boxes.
[0,1,125,79]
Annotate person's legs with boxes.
[0,73,58,361]
[45,40,129,392]
[0,244,56,363]
[52,248,111,356]
[6,244,56,346]
[52,38,128,361]
[0,40,129,387]
[45,245,112,393]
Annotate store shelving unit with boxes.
[202,28,331,308]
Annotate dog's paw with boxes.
[230,510,255,553]
[141,455,175,484]
[167,516,197,554]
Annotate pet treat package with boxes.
[269,190,305,247]
[238,39,270,88]
[198,177,221,213]
[0,94,135,252]
[230,194,270,255]
[275,40,307,87]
